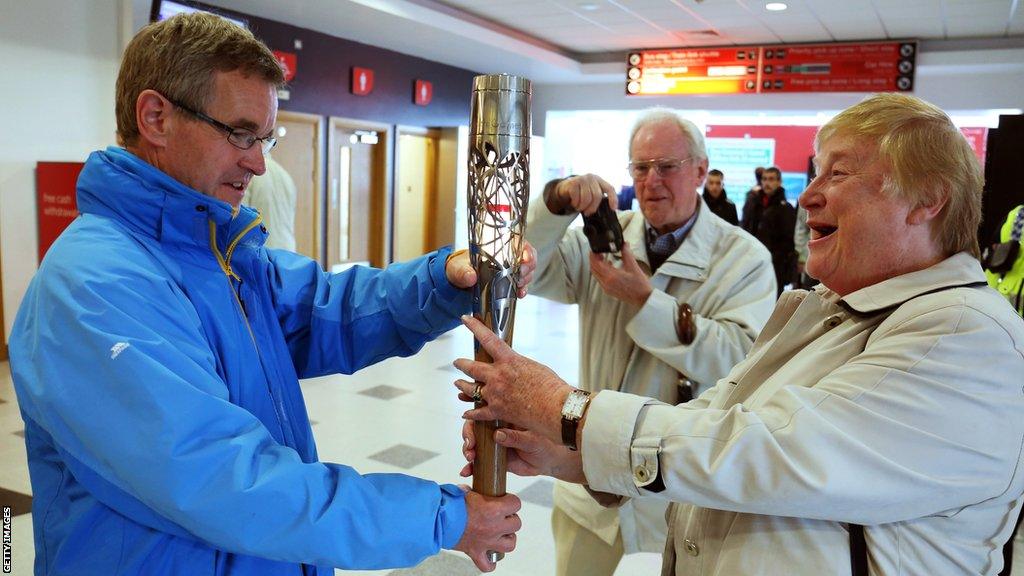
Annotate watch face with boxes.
[562,390,590,419]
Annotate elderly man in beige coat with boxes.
[456,93,1024,575]
[525,109,775,575]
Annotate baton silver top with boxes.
[472,74,532,94]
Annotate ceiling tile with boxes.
[604,21,664,33]
[700,12,764,28]
[818,18,888,39]
[715,28,785,44]
[884,17,947,38]
[944,1,1012,17]
[615,0,683,8]
[945,18,1010,37]
[874,2,944,19]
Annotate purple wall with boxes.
[198,2,480,127]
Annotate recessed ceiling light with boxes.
[765,2,788,10]
[578,2,599,10]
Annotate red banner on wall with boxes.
[36,162,83,263]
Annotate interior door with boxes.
[271,110,322,262]
[394,130,438,261]
[327,118,391,270]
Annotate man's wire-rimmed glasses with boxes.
[167,96,277,154]
[628,157,695,180]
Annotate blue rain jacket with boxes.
[10,147,472,575]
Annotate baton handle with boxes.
[471,345,507,563]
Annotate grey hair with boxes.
[628,108,707,160]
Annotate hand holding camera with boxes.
[553,175,624,254]
[553,173,618,216]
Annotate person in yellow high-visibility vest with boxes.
[984,205,1024,316]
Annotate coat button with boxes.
[823,314,842,329]
[684,539,700,556]
[633,466,650,483]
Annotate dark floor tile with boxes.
[359,384,411,400]
[436,363,462,374]
[368,444,439,470]
[12,430,24,438]
[0,486,32,517]
[518,478,555,508]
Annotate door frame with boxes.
[275,109,324,264]
[327,117,393,268]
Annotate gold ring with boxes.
[472,384,484,403]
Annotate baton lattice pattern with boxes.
[468,141,529,339]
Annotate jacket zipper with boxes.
[208,216,294,442]
[208,218,262,342]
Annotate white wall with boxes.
[0,0,125,340]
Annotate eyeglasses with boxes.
[628,157,695,180]
[167,97,277,154]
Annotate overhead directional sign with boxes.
[627,41,916,96]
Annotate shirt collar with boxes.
[645,201,700,251]
[825,252,988,314]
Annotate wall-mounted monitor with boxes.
[150,0,247,29]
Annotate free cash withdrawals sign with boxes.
[627,41,916,96]
[36,162,83,263]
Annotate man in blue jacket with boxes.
[10,12,529,575]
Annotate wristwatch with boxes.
[560,389,592,451]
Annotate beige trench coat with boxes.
[526,196,776,552]
[583,252,1024,575]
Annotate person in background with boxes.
[741,165,765,224]
[793,203,816,289]
[742,166,797,296]
[456,92,1024,575]
[9,12,532,575]
[702,168,738,225]
[242,153,297,251]
[618,184,636,209]
[984,204,1024,316]
[517,108,775,576]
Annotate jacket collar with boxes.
[76,147,266,253]
[621,194,715,272]
[827,252,987,314]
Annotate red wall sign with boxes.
[626,48,760,96]
[414,79,433,106]
[763,42,915,93]
[705,125,818,175]
[273,50,297,82]
[959,127,989,167]
[628,41,916,96]
[36,161,83,263]
[351,67,374,96]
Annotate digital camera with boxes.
[582,197,624,254]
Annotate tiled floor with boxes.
[0,296,662,575]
